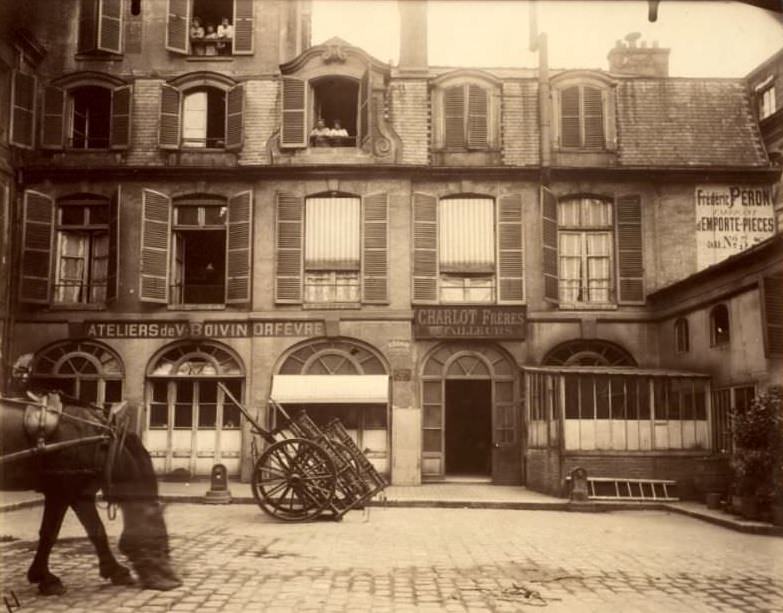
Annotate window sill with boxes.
[558,303,618,311]
[710,342,730,350]
[75,53,122,61]
[302,303,362,310]
[185,56,234,62]
[49,303,106,311]
[168,304,226,311]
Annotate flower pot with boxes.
[739,496,760,520]
[705,492,722,510]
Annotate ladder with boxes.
[586,477,679,501]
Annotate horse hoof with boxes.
[38,579,66,596]
[109,567,134,586]
[141,575,182,591]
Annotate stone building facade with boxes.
[2,0,780,497]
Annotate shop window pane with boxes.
[175,381,193,428]
[77,379,98,404]
[654,379,667,420]
[668,381,681,420]
[611,376,626,419]
[423,381,441,404]
[681,381,695,420]
[222,380,242,428]
[365,405,387,429]
[626,378,638,420]
[580,376,595,419]
[422,429,441,452]
[595,376,610,418]
[565,374,579,419]
[638,379,650,419]
[695,388,706,420]
[423,404,442,428]
[150,403,168,427]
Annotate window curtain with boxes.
[90,233,109,303]
[56,232,88,303]
[304,197,361,270]
[182,91,207,147]
[586,233,611,303]
[558,232,582,303]
[438,198,494,272]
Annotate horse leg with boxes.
[70,496,133,586]
[27,493,68,595]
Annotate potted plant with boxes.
[730,387,781,521]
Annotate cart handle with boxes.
[216,382,293,445]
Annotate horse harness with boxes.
[1,393,130,505]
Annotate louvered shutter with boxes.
[281,77,307,148]
[541,186,558,303]
[583,86,605,148]
[362,193,388,304]
[10,71,36,149]
[225,83,244,151]
[166,0,190,55]
[275,192,303,303]
[41,85,65,150]
[159,84,181,149]
[560,86,580,148]
[78,0,98,53]
[19,190,54,304]
[97,0,122,54]
[412,192,438,304]
[139,189,171,303]
[226,190,253,304]
[358,69,371,147]
[467,85,489,149]
[615,194,644,304]
[110,84,132,149]
[443,85,465,148]
[106,186,121,303]
[763,275,783,357]
[497,194,524,304]
[233,0,254,55]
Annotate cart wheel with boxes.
[252,438,337,522]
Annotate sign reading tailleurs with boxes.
[695,185,775,270]
[69,320,325,339]
[413,306,526,340]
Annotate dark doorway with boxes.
[444,379,492,476]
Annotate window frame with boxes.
[78,0,124,56]
[756,77,777,120]
[166,0,254,57]
[431,73,500,152]
[709,304,731,347]
[550,73,616,152]
[674,317,690,354]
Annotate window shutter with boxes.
[560,86,580,148]
[358,69,372,147]
[281,77,307,148]
[497,194,524,304]
[97,0,122,54]
[541,186,558,303]
[19,190,54,304]
[40,85,65,150]
[159,84,181,150]
[78,0,98,53]
[615,194,644,304]
[165,0,190,55]
[412,192,438,304]
[233,0,254,55]
[362,192,388,304]
[10,70,36,149]
[583,86,605,148]
[275,192,303,303]
[139,189,171,303]
[110,84,132,150]
[466,85,489,149]
[226,190,253,304]
[225,83,244,151]
[443,85,465,148]
[763,275,783,357]
[106,186,121,303]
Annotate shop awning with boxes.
[270,375,389,404]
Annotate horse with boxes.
[0,392,182,595]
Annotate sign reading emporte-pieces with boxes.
[413,306,526,340]
[70,320,325,339]
[695,185,775,270]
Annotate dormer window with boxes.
[431,73,500,152]
[551,74,615,151]
[755,76,777,120]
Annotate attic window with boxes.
[310,77,358,147]
[559,85,605,149]
[757,78,776,120]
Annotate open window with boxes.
[166,0,253,57]
[41,82,131,150]
[78,0,123,55]
[710,304,730,347]
[159,80,243,151]
[139,190,252,306]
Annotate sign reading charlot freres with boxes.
[695,185,776,270]
[70,320,325,339]
[413,306,526,340]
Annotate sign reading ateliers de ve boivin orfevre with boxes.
[413,306,526,340]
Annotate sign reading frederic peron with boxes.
[695,185,775,270]
[413,306,526,340]
[70,320,325,339]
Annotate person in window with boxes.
[329,120,349,146]
[217,17,233,55]
[191,17,205,55]
[310,118,331,147]
[203,24,218,56]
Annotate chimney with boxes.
[398,0,428,71]
[607,33,670,77]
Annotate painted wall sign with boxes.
[70,320,325,339]
[695,185,775,270]
[413,306,526,340]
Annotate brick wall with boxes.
[390,79,429,165]
[126,79,165,166]
[525,448,562,496]
[240,80,280,166]
[501,80,539,166]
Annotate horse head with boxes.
[108,432,182,591]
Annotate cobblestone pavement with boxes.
[1,504,782,612]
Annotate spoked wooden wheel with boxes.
[252,438,337,521]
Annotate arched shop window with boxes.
[30,340,124,408]
[542,339,636,367]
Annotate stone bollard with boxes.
[569,467,589,502]
[204,463,232,504]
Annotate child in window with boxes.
[190,17,205,55]
[204,24,218,56]
[217,17,233,55]
[310,118,331,147]
[330,119,349,146]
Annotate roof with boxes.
[616,79,769,167]
[523,366,710,378]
